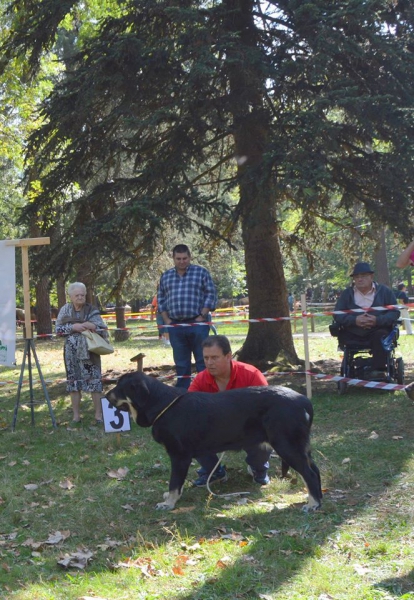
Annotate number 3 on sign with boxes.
[101,398,131,433]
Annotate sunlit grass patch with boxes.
[0,334,414,599]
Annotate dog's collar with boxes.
[152,393,186,425]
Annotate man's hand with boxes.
[355,312,377,329]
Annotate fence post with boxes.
[301,294,312,399]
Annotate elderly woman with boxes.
[56,282,108,425]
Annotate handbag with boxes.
[81,330,114,355]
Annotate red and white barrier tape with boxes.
[0,370,407,392]
[314,373,406,391]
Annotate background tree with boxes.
[2,0,414,364]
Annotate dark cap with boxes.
[350,262,374,277]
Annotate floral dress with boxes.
[55,303,108,393]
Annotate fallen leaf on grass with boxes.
[21,538,43,550]
[107,467,129,480]
[24,484,38,491]
[368,431,379,439]
[116,557,159,577]
[216,555,232,569]
[265,530,281,537]
[121,504,134,512]
[40,479,53,486]
[57,548,93,569]
[354,563,371,575]
[392,435,403,440]
[273,502,289,509]
[8,461,17,467]
[222,497,249,508]
[285,529,300,537]
[220,532,245,542]
[172,554,193,575]
[59,479,75,490]
[180,542,201,552]
[44,531,70,545]
[97,539,123,551]
[170,506,195,514]
[342,458,351,464]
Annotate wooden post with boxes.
[301,294,312,399]
[310,314,315,333]
[130,353,145,371]
[6,238,50,339]
[5,237,56,429]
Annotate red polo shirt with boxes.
[188,360,268,392]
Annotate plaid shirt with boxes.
[158,264,217,320]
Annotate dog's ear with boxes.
[122,374,150,409]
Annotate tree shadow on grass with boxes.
[166,389,414,599]
[374,568,414,597]
[1,387,414,599]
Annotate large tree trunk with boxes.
[225,0,298,365]
[56,275,66,309]
[374,228,390,286]
[35,275,52,337]
[237,170,298,365]
[30,219,53,337]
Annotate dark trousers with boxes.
[339,328,390,369]
[197,443,271,476]
[168,321,210,389]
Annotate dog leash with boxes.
[206,453,250,498]
[153,400,250,499]
[152,393,186,425]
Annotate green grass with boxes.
[0,329,413,599]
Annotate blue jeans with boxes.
[169,320,210,389]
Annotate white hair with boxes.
[67,282,86,296]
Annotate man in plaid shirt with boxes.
[158,244,217,388]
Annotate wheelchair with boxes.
[329,322,404,395]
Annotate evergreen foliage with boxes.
[1,0,414,362]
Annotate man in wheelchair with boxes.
[331,262,400,381]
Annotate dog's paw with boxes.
[302,502,321,513]
[155,501,174,510]
[155,490,179,510]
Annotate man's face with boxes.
[173,252,191,272]
[353,272,374,293]
[202,345,232,379]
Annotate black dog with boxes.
[106,372,322,511]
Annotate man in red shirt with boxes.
[188,335,271,486]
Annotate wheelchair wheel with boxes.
[396,357,404,385]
